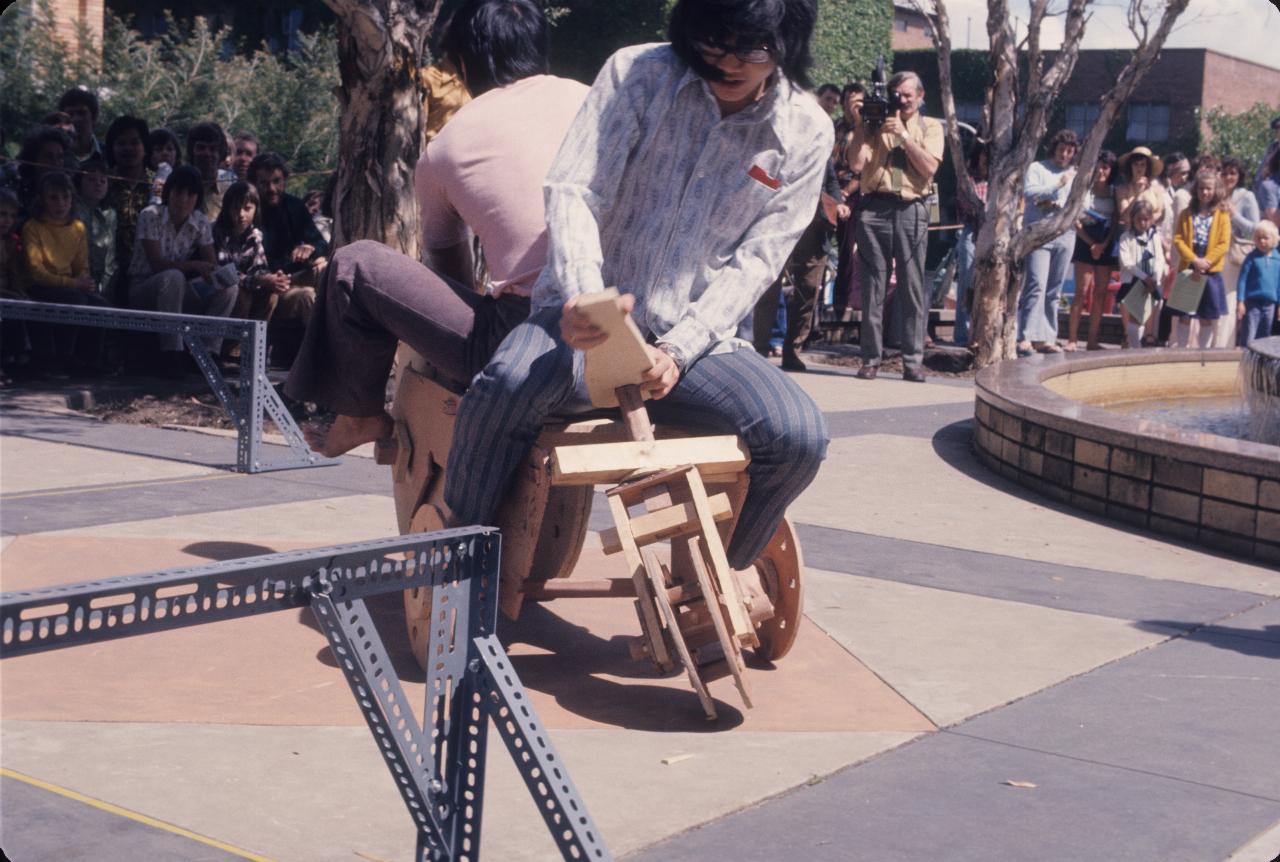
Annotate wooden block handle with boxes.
[616,384,653,442]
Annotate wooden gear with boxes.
[381,296,804,718]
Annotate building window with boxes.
[894,17,909,32]
[1066,103,1100,138]
[1126,103,1170,142]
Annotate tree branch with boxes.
[1015,0,1192,257]
[913,0,984,224]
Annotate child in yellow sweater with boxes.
[21,171,110,375]
[1170,170,1231,348]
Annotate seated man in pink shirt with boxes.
[286,0,588,456]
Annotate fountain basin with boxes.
[974,349,1279,563]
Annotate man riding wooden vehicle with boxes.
[289,0,831,719]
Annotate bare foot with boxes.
[307,412,393,458]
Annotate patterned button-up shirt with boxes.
[532,43,833,364]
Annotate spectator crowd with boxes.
[1,87,331,380]
[753,90,1280,373]
[2,73,1279,388]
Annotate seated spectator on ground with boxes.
[1236,220,1279,345]
[247,152,329,289]
[11,126,73,211]
[21,171,110,374]
[230,132,259,181]
[147,127,182,205]
[186,122,230,220]
[0,188,30,376]
[104,115,152,298]
[40,112,78,152]
[302,189,332,245]
[0,189,26,299]
[57,87,103,165]
[214,180,311,332]
[74,156,118,300]
[285,0,589,457]
[127,165,237,377]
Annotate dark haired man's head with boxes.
[58,88,100,149]
[104,115,150,173]
[669,0,818,94]
[247,152,290,209]
[1048,128,1079,167]
[816,82,839,115]
[231,132,260,180]
[187,122,229,182]
[441,0,550,96]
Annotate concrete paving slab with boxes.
[0,772,250,861]
[789,371,976,412]
[1227,820,1280,861]
[798,523,1271,625]
[1,542,931,734]
[803,568,1173,727]
[29,493,398,543]
[628,730,1280,862]
[0,436,216,494]
[793,434,1280,595]
[1191,599,1280,644]
[957,631,1280,801]
[824,404,974,440]
[0,721,920,862]
[2,407,247,468]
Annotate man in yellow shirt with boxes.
[847,71,944,382]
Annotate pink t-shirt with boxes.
[416,75,588,297]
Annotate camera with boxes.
[860,55,904,129]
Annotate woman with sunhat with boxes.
[1115,146,1170,343]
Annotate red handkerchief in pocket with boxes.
[748,164,781,190]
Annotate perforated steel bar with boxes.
[0,298,336,474]
[476,634,614,862]
[0,530,493,656]
[310,590,451,861]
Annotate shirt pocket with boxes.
[710,158,785,244]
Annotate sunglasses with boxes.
[693,40,773,65]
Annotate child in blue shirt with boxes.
[1236,220,1279,346]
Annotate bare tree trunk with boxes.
[322,0,445,255]
[920,0,1192,368]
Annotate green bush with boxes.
[1205,102,1278,175]
[1,0,338,190]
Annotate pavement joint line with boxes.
[939,730,1280,806]
[1,429,240,472]
[0,767,279,861]
[1,471,239,501]
[796,520,1275,619]
[802,611,941,732]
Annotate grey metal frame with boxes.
[0,529,612,862]
[0,298,337,473]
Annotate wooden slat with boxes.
[551,436,749,486]
[599,493,734,555]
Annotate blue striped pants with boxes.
[444,306,829,568]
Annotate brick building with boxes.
[45,0,105,58]
[892,0,935,51]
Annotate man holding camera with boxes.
[847,71,943,382]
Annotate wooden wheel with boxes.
[404,503,447,671]
[750,517,804,661]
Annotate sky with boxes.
[936,0,1280,68]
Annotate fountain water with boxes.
[1242,336,1280,446]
